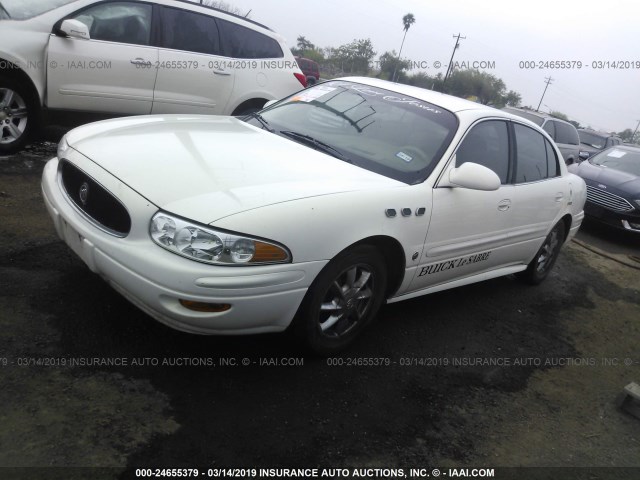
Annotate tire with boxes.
[0,75,38,155]
[292,245,387,356]
[516,221,565,285]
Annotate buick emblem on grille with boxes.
[598,184,607,189]
[79,182,89,206]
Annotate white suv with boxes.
[0,0,306,154]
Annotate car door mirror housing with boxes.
[448,162,501,191]
[59,19,90,40]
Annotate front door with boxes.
[47,1,158,115]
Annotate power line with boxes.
[536,76,553,112]
[442,33,466,86]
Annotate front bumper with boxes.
[584,201,640,233]
[41,155,326,335]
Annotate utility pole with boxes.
[442,33,466,87]
[632,119,640,143]
[536,77,553,112]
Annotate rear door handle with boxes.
[555,193,564,202]
[498,199,511,211]
[213,69,232,76]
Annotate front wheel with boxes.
[0,76,37,155]
[292,245,387,355]
[517,221,565,285]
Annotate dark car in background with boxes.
[578,129,623,161]
[568,145,640,233]
[503,107,580,165]
[295,56,320,85]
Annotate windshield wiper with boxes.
[244,112,274,133]
[279,131,350,162]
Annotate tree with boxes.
[200,0,247,16]
[378,51,411,81]
[332,38,376,74]
[549,111,569,121]
[445,70,506,106]
[392,13,415,82]
[295,36,314,55]
[504,90,521,107]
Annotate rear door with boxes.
[151,6,234,115]
[508,122,566,254]
[46,1,158,114]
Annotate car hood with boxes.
[66,115,403,224]
[571,160,640,196]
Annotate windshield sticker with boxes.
[328,82,443,114]
[291,86,336,103]
[607,149,626,158]
[396,152,413,162]
[418,251,492,277]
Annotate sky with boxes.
[225,0,640,133]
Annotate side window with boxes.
[555,122,580,145]
[542,120,555,139]
[217,18,283,59]
[515,123,556,183]
[72,2,152,46]
[456,120,510,184]
[545,138,560,178]
[161,8,221,55]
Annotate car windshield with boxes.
[247,81,458,184]
[579,131,607,149]
[589,148,640,176]
[0,0,76,20]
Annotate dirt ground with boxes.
[0,144,639,480]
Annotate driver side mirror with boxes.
[447,162,501,191]
[58,19,90,40]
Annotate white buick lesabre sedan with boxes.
[41,77,586,354]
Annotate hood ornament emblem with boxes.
[79,182,89,206]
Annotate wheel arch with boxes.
[231,98,268,116]
[560,213,572,242]
[0,57,44,106]
[349,235,406,298]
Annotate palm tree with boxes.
[392,13,415,82]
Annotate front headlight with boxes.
[57,136,70,159]
[150,212,291,266]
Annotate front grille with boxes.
[586,185,634,213]
[59,160,131,236]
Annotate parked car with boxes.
[0,0,306,154]
[42,77,586,354]
[568,145,640,233]
[578,129,623,160]
[295,56,320,85]
[502,107,581,165]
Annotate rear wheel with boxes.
[517,221,565,285]
[0,76,37,155]
[293,245,387,355]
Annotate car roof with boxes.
[168,0,272,31]
[503,106,576,125]
[337,77,501,114]
[578,128,620,138]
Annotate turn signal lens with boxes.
[253,242,290,262]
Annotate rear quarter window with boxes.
[217,18,283,59]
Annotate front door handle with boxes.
[213,69,232,76]
[555,193,564,202]
[130,58,151,67]
[498,199,511,212]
